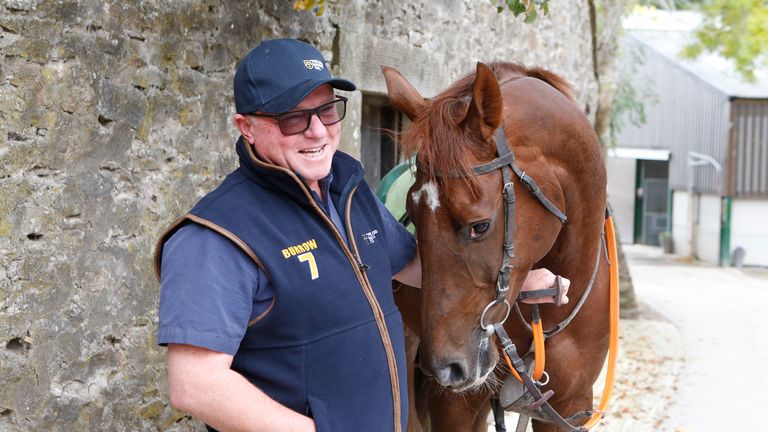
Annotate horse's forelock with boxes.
[401,95,483,195]
[397,62,572,198]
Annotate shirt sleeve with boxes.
[374,195,417,275]
[157,223,270,355]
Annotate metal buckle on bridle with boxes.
[502,181,515,202]
[480,298,511,337]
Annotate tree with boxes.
[683,0,768,82]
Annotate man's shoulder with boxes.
[331,151,364,176]
[189,168,261,214]
[164,223,244,258]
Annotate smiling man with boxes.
[154,39,421,432]
[153,38,569,432]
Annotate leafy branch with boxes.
[493,0,551,23]
[682,0,768,82]
[610,44,657,147]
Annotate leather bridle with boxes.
[471,128,568,336]
[418,127,599,432]
[471,128,596,432]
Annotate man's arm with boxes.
[167,344,315,432]
[392,250,421,287]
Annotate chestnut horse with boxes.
[383,62,609,431]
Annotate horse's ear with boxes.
[382,65,427,121]
[462,62,503,141]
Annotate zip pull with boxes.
[357,259,370,272]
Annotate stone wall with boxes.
[0,0,605,430]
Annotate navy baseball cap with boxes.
[234,38,356,114]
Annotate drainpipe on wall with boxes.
[719,196,732,266]
[633,159,643,244]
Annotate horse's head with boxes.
[383,63,567,391]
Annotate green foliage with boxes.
[493,0,550,23]
[636,0,704,9]
[293,0,326,16]
[295,0,550,22]
[683,0,768,82]
[610,44,657,147]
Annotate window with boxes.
[360,94,406,189]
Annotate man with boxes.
[155,38,569,432]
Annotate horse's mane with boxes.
[401,62,573,193]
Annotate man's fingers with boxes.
[519,270,571,305]
[557,276,570,305]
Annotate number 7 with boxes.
[298,252,319,280]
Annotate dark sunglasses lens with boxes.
[318,99,345,125]
[277,99,347,135]
[277,112,310,135]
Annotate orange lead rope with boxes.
[583,214,621,429]
[500,308,545,383]
[498,214,620,430]
[531,307,546,382]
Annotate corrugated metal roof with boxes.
[624,9,768,100]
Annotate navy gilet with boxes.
[155,137,407,432]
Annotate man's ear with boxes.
[233,114,254,142]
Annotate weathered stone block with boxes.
[4,37,50,63]
[98,79,148,129]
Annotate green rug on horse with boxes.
[376,160,415,234]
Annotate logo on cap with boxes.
[303,59,325,71]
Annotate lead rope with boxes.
[496,212,620,431]
[582,212,620,429]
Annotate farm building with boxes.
[607,9,768,266]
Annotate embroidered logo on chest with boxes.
[362,229,379,245]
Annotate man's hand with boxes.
[519,268,570,305]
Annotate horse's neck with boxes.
[538,168,605,291]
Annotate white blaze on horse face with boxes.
[411,181,441,212]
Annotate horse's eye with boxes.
[470,221,490,239]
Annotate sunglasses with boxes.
[250,96,348,136]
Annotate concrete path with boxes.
[620,245,768,432]
[489,244,768,431]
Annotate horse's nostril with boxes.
[448,362,465,383]
[436,361,467,387]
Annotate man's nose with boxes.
[304,113,328,137]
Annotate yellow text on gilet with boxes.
[282,239,320,280]
[281,239,318,259]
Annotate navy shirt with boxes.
[158,183,415,356]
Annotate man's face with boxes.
[246,85,341,191]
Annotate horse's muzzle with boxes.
[431,357,470,389]
[421,333,495,391]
